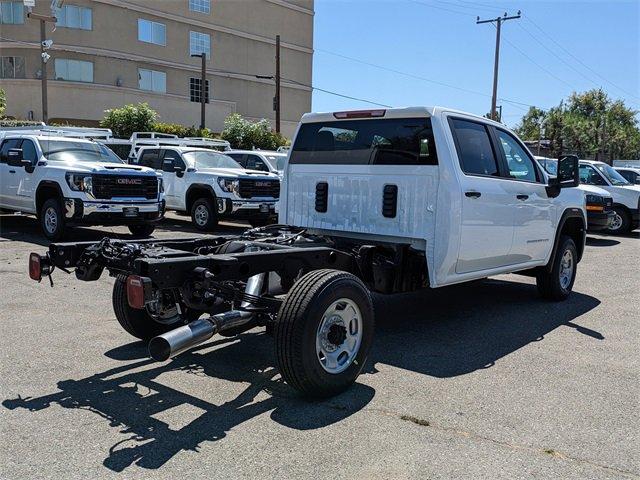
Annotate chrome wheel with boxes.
[559,249,574,290]
[316,298,362,374]
[146,290,181,324]
[609,212,623,231]
[193,204,209,227]
[44,206,58,234]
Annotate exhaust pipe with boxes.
[148,273,265,362]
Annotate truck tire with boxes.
[191,198,218,231]
[536,235,577,301]
[605,206,631,234]
[112,275,197,341]
[274,269,375,398]
[128,224,156,238]
[40,197,66,241]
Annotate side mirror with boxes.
[546,154,579,198]
[7,148,23,165]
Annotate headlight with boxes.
[158,177,164,193]
[65,173,93,194]
[585,194,603,204]
[217,178,240,195]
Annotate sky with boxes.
[310,0,640,127]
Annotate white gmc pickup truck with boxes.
[31,106,587,398]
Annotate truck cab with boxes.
[280,107,586,288]
[135,146,280,229]
[0,133,164,240]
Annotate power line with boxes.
[408,0,476,18]
[523,16,640,102]
[282,77,392,107]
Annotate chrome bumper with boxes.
[215,198,278,215]
[65,198,163,219]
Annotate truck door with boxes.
[161,149,187,210]
[449,118,516,274]
[0,138,24,209]
[493,128,554,263]
[11,139,39,211]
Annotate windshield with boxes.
[183,151,242,169]
[594,163,630,185]
[263,154,287,172]
[41,140,125,164]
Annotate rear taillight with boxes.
[126,275,152,309]
[333,109,386,119]
[29,253,42,281]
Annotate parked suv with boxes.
[0,134,164,240]
[578,160,640,233]
[134,147,280,229]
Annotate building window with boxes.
[0,56,25,78]
[56,5,92,30]
[0,1,24,24]
[54,58,93,83]
[139,68,166,93]
[138,18,166,46]
[189,31,210,58]
[189,0,210,14]
[189,77,210,103]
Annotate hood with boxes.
[577,184,610,197]
[194,167,279,180]
[621,184,640,193]
[46,160,157,175]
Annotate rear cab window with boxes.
[289,117,438,165]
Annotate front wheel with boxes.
[190,198,218,231]
[605,207,631,234]
[128,224,156,238]
[274,269,375,398]
[40,197,66,241]
[112,275,199,341]
[536,235,577,301]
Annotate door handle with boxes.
[9,170,16,173]
[516,194,529,201]
[465,191,481,198]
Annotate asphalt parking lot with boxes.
[0,212,638,480]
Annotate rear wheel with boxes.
[112,275,199,341]
[40,197,66,241]
[128,224,155,238]
[191,198,218,231]
[274,269,375,398]
[605,207,631,234]
[536,235,577,301]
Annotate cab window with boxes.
[579,165,607,186]
[245,155,269,172]
[138,149,161,169]
[450,119,499,176]
[495,129,538,182]
[226,153,246,167]
[0,138,22,163]
[161,149,185,172]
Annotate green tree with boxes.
[220,113,288,150]
[0,88,6,118]
[514,89,640,160]
[100,103,158,139]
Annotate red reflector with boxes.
[333,109,386,119]
[29,253,42,281]
[126,275,147,309]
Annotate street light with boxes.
[191,53,206,130]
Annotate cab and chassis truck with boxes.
[29,107,586,398]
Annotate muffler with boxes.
[148,310,254,361]
[148,272,265,362]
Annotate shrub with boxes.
[152,122,215,138]
[0,119,44,127]
[100,103,158,139]
[220,113,288,150]
[0,88,6,117]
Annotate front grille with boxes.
[238,179,280,199]
[92,174,158,200]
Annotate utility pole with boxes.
[274,34,281,133]
[477,11,521,121]
[27,11,57,124]
[191,53,207,130]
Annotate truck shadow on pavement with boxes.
[2,333,375,472]
[2,279,601,472]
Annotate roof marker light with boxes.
[333,109,386,119]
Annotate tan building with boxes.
[0,0,314,137]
